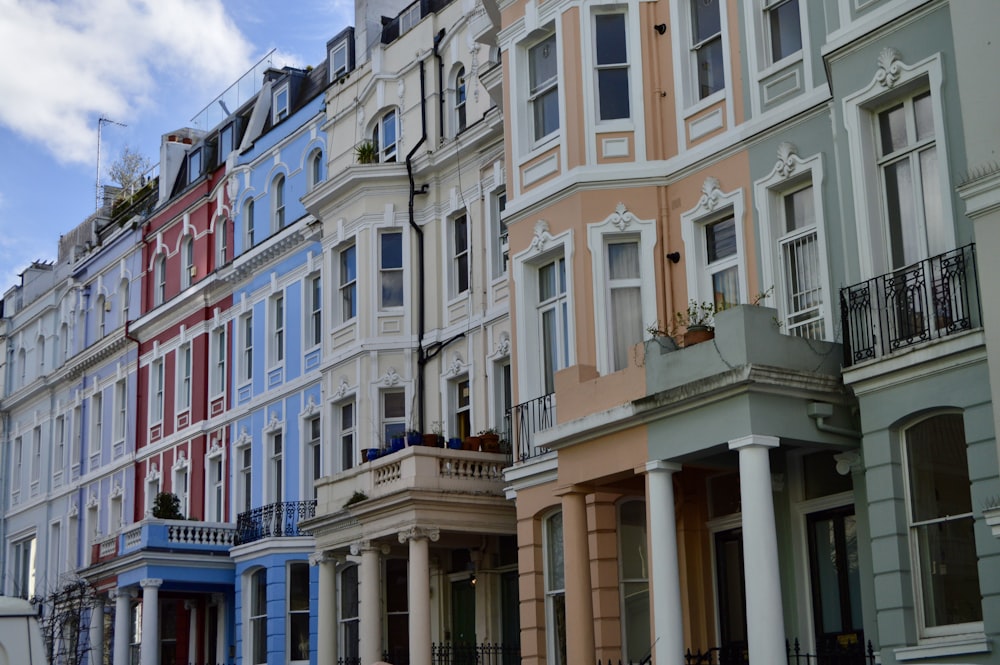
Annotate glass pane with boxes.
[539,261,557,300]
[696,38,725,98]
[341,565,359,618]
[914,517,982,627]
[611,286,642,371]
[341,246,356,281]
[289,563,310,611]
[382,111,397,147]
[906,414,971,522]
[711,265,740,307]
[252,570,267,614]
[455,216,468,253]
[812,518,844,633]
[382,233,402,269]
[534,88,560,140]
[914,92,934,142]
[290,612,310,660]
[598,69,630,120]
[706,217,736,262]
[878,103,908,155]
[382,272,403,307]
[920,146,946,256]
[542,309,557,394]
[845,515,863,631]
[619,501,647,579]
[252,618,267,664]
[596,15,626,65]
[784,185,814,232]
[692,0,721,42]
[386,559,408,612]
[608,242,639,279]
[884,159,918,269]
[546,513,564,590]
[529,35,557,91]
[623,581,650,660]
[769,0,801,62]
[384,392,406,418]
[551,592,567,665]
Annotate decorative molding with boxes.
[140,578,163,589]
[263,413,283,434]
[380,367,401,387]
[235,426,252,448]
[110,482,123,499]
[334,377,352,400]
[529,219,552,254]
[87,492,99,509]
[607,202,638,232]
[445,354,465,378]
[398,526,440,543]
[172,451,189,471]
[875,47,902,88]
[697,177,724,212]
[145,462,160,482]
[349,540,391,556]
[775,142,799,178]
[301,395,319,419]
[490,333,511,359]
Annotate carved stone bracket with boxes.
[697,177,724,212]
[875,47,902,88]
[399,527,441,544]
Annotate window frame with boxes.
[680,183,749,309]
[492,188,508,278]
[90,390,103,453]
[617,499,650,662]
[338,400,356,473]
[151,359,165,424]
[454,66,467,134]
[339,564,360,660]
[310,149,324,190]
[248,568,268,665]
[114,377,128,443]
[593,11,631,122]
[188,147,203,184]
[177,343,192,412]
[688,0,725,101]
[211,327,227,397]
[241,313,254,383]
[181,235,195,289]
[307,274,322,348]
[271,293,285,366]
[526,31,560,145]
[217,217,228,267]
[288,562,311,663]
[451,213,470,298]
[273,174,286,231]
[306,416,322,499]
[207,448,226,523]
[763,0,802,65]
[453,377,472,441]
[374,110,398,163]
[273,84,290,124]
[238,442,253,514]
[330,40,349,80]
[381,391,406,447]
[543,511,567,665]
[339,244,358,323]
[244,199,256,250]
[380,231,404,310]
[11,535,37,599]
[270,430,284,503]
[155,254,167,306]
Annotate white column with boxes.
[139,578,163,665]
[646,461,684,665]
[313,552,339,665]
[185,600,197,665]
[212,594,226,665]
[112,588,135,665]
[352,541,388,665]
[556,486,595,665]
[90,596,105,665]
[400,527,440,665]
[729,435,785,665]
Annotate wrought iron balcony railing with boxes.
[235,500,317,545]
[506,392,555,462]
[840,244,980,367]
[684,639,875,665]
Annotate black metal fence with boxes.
[840,244,980,367]
[344,644,519,665]
[234,500,317,545]
[683,640,875,665]
[506,393,555,462]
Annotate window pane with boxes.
[608,242,639,279]
[706,217,737,263]
[290,563,310,611]
[382,272,403,307]
[712,266,739,307]
[546,513,564,590]
[878,103,908,155]
[784,185,814,232]
[382,233,402,269]
[534,89,560,140]
[914,517,982,627]
[598,69,630,120]
[696,39,724,98]
[884,159,919,269]
[914,91,934,142]
[692,0,721,42]
[290,612,309,660]
[610,286,642,371]
[906,414,971,521]
[920,146,946,256]
[596,14,626,65]
[384,392,406,418]
[529,35,557,92]
[768,0,801,62]
[619,502,647,579]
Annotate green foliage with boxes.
[355,140,377,164]
[151,491,183,520]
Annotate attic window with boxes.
[188,148,203,184]
[219,123,234,160]
[273,84,290,123]
[331,41,348,80]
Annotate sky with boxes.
[0,0,354,293]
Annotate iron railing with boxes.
[235,500,317,545]
[362,644,520,665]
[840,244,980,367]
[684,640,875,665]
[506,393,555,462]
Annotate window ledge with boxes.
[756,51,804,80]
[985,505,1000,537]
[894,633,990,661]
[683,88,726,119]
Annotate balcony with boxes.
[506,393,556,462]
[116,519,237,556]
[840,245,981,367]
[235,500,317,545]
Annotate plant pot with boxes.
[463,436,482,451]
[390,436,406,452]
[683,326,715,347]
[424,433,442,447]
[364,448,380,462]
[407,432,422,447]
[447,437,463,450]
[480,433,500,452]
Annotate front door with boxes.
[807,506,864,655]
[714,528,748,661]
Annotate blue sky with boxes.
[0,0,354,293]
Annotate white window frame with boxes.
[206,447,226,523]
[381,391,406,447]
[97,297,107,338]
[288,561,311,663]
[177,343,192,412]
[307,274,322,349]
[617,499,649,663]
[30,427,41,489]
[244,199,256,250]
[114,377,128,443]
[842,51,954,280]
[492,188,508,279]
[238,441,253,514]
[90,390,103,453]
[762,0,803,66]
[120,279,131,325]
[452,377,472,441]
[543,511,566,665]
[374,110,398,163]
[380,231,404,310]
[268,428,284,504]
[217,217,228,266]
[211,327,227,397]
[754,147,832,340]
[188,147,203,184]
[310,149,324,190]
[272,174,286,231]
[454,66,467,134]
[680,181,749,308]
[10,535,37,599]
[54,415,66,481]
[338,564,360,660]
[451,213,470,298]
[155,254,167,306]
[513,227,575,400]
[339,244,358,323]
[900,412,983,639]
[11,436,22,500]
[525,30,560,145]
[686,0,726,102]
[151,358,165,424]
[592,11,631,123]
[305,415,322,499]
[273,84,290,123]
[338,400,356,472]
[587,204,657,375]
[181,236,194,289]
[241,313,254,383]
[330,41,349,80]
[270,293,285,366]
[248,568,268,665]
[172,456,190,517]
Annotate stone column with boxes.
[112,588,135,665]
[312,551,340,665]
[139,578,163,665]
[556,486,595,664]
[90,595,105,665]
[351,541,389,665]
[185,600,197,664]
[400,527,440,665]
[646,461,684,665]
[729,435,785,665]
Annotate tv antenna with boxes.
[96,116,127,210]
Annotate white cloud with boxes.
[0,0,253,166]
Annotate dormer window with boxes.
[219,123,234,161]
[187,148,202,185]
[328,28,355,82]
[273,84,290,123]
[331,42,348,79]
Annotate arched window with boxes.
[97,296,107,337]
[60,322,70,365]
[216,218,228,267]
[310,150,324,189]
[339,564,359,660]
[37,336,46,373]
[154,254,167,306]
[373,110,398,163]
[455,66,467,134]
[618,500,649,661]
[120,279,130,325]
[273,174,286,230]
[181,236,194,289]
[903,412,982,634]
[244,199,255,249]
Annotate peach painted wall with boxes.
[640,0,678,162]
[561,7,585,171]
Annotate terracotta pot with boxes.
[463,436,482,451]
[480,433,500,452]
[683,326,715,347]
[423,433,441,447]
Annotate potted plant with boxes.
[447,437,463,450]
[425,422,444,447]
[364,448,381,462]
[672,299,728,347]
[151,492,184,520]
[478,428,501,453]
[355,140,377,164]
[463,434,482,451]
[406,429,422,447]
[389,434,406,453]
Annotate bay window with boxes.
[528,32,559,142]
[764,0,801,63]
[380,232,404,308]
[691,0,724,99]
[595,13,629,121]
[340,245,357,321]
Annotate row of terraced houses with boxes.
[3,1,1000,665]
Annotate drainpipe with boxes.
[407,57,430,434]
[807,402,862,439]
[433,29,446,145]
